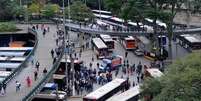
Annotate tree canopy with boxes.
[42,4,60,18]
[141,51,201,101]
[66,1,94,22]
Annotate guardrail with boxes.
[2,28,38,85]
[22,45,64,101]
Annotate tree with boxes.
[120,0,146,31]
[66,1,94,22]
[42,4,60,18]
[0,0,18,21]
[105,0,123,16]
[141,51,201,101]
[28,3,40,15]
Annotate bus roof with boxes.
[0,63,21,69]
[92,10,112,14]
[184,36,201,43]
[0,52,25,57]
[146,68,163,78]
[106,85,140,101]
[110,17,124,23]
[9,57,26,62]
[100,34,113,42]
[84,78,126,99]
[53,74,66,80]
[125,36,135,40]
[94,14,112,19]
[0,47,33,51]
[92,38,108,49]
[0,71,11,77]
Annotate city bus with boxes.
[145,68,163,78]
[0,51,26,57]
[0,62,21,71]
[176,34,201,51]
[83,78,126,101]
[91,38,109,59]
[0,47,33,51]
[92,10,112,16]
[106,85,141,101]
[123,36,138,50]
[100,34,115,51]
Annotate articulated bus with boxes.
[100,34,115,51]
[83,78,126,101]
[91,38,109,59]
[107,85,141,101]
[123,36,138,50]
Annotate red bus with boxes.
[123,36,138,50]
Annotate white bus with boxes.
[145,68,163,78]
[83,78,126,101]
[100,34,115,50]
[123,36,138,50]
[0,47,33,51]
[0,51,26,57]
[91,38,108,59]
[0,62,21,71]
[107,85,141,101]
[92,10,112,16]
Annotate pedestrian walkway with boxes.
[0,24,57,101]
[63,21,201,36]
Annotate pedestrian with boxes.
[92,55,94,62]
[74,53,77,58]
[53,57,56,64]
[133,81,135,87]
[47,26,50,32]
[43,28,46,37]
[0,83,2,94]
[26,76,31,87]
[56,38,59,46]
[16,81,21,92]
[36,24,39,30]
[51,49,54,58]
[97,63,99,68]
[2,83,6,94]
[125,51,128,58]
[34,71,38,81]
[89,63,92,68]
[35,61,40,71]
[43,68,47,75]
[137,75,140,83]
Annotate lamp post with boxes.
[98,0,101,21]
[62,0,68,101]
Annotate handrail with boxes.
[22,45,64,101]
[2,28,38,85]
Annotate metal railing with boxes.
[22,46,64,101]
[2,28,38,85]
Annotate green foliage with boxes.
[0,22,17,32]
[105,0,123,15]
[0,0,18,21]
[141,51,201,101]
[42,4,60,18]
[66,1,94,22]
[28,3,40,14]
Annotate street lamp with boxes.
[98,0,102,21]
